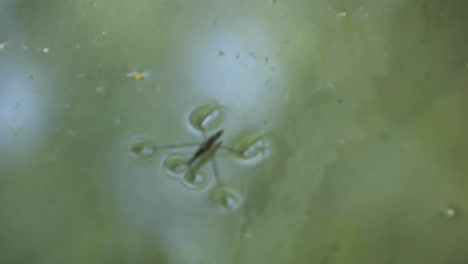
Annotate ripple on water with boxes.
[128,135,157,160]
[189,103,225,132]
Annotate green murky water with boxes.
[0,1,467,263]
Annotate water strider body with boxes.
[187,129,224,166]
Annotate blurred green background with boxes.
[1,0,467,263]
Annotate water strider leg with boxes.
[209,142,222,186]
[158,142,203,149]
[157,139,238,154]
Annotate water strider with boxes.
[151,127,266,211]
[156,129,236,186]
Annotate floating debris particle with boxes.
[96,86,106,94]
[126,71,149,81]
[442,206,457,220]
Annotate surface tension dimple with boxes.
[162,154,189,178]
[128,135,157,160]
[181,169,211,190]
[189,103,225,132]
[230,132,271,164]
[209,186,244,212]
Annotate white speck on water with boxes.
[76,73,86,78]
[327,82,336,89]
[443,207,456,219]
[243,232,253,238]
[67,129,78,136]
[42,48,50,53]
[337,11,347,17]
[96,86,105,94]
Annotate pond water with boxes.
[0,1,467,263]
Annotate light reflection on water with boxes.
[0,56,52,167]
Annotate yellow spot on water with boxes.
[126,71,148,81]
[133,72,144,80]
